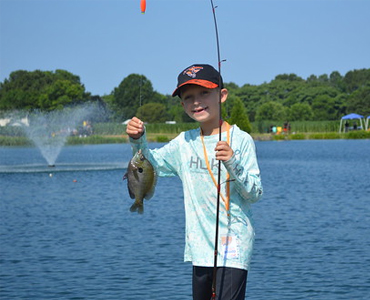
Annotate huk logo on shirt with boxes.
[189,156,218,171]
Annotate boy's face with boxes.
[180,84,227,124]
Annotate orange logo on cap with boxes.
[183,66,203,78]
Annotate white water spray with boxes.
[23,104,99,166]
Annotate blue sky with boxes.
[1,0,369,96]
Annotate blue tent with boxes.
[341,113,364,120]
[366,116,370,131]
[339,113,365,133]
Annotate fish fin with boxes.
[144,171,157,200]
[124,173,135,199]
[128,187,135,199]
[130,202,144,214]
[144,186,156,200]
[133,168,140,181]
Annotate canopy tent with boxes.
[339,113,364,133]
[366,116,370,131]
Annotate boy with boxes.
[126,64,263,300]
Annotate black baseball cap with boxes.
[172,64,224,97]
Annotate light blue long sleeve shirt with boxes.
[130,125,263,270]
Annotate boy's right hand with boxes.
[126,117,144,139]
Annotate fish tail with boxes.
[130,202,144,214]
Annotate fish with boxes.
[123,149,157,214]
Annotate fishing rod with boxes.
[139,1,225,297]
[209,0,224,299]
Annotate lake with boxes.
[1,139,369,299]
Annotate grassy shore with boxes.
[1,120,369,146]
[268,130,370,141]
[1,130,369,147]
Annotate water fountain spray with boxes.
[23,103,99,167]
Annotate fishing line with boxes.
[209,0,225,299]
[139,1,226,297]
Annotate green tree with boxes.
[40,80,85,110]
[318,74,329,83]
[307,74,318,83]
[112,74,164,121]
[0,69,90,111]
[274,73,304,82]
[255,101,287,121]
[236,84,264,121]
[312,95,338,120]
[329,71,345,91]
[227,96,252,133]
[136,103,168,123]
[346,85,370,116]
[343,69,370,93]
[224,82,240,93]
[286,86,339,106]
[289,102,313,121]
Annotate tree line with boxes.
[1,68,369,127]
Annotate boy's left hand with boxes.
[215,141,233,162]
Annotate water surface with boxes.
[1,140,369,299]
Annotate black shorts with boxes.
[192,266,248,300]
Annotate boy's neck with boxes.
[200,120,229,136]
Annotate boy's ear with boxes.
[220,88,228,103]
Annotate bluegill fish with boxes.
[123,150,157,214]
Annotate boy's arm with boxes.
[129,130,180,177]
[223,139,263,203]
[126,117,144,140]
[129,130,148,154]
[126,116,151,156]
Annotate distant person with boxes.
[283,121,291,134]
[283,122,288,133]
[345,121,349,132]
[353,122,357,130]
[126,64,263,300]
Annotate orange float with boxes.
[140,0,146,14]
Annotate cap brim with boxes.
[172,79,219,97]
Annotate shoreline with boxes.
[1,130,369,147]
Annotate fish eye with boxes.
[138,168,143,173]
